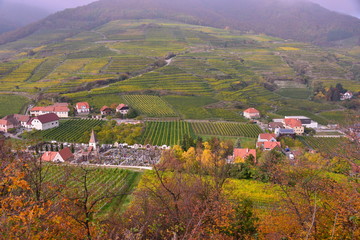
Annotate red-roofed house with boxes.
[263,141,281,151]
[28,113,59,130]
[284,118,304,135]
[233,148,257,162]
[257,133,277,143]
[76,102,90,114]
[243,108,260,119]
[41,147,74,162]
[116,104,129,115]
[100,106,112,115]
[30,103,69,118]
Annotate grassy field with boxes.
[318,111,352,125]
[41,119,105,143]
[0,94,29,117]
[141,121,194,146]
[122,95,178,117]
[191,122,263,138]
[45,164,142,218]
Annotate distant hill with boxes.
[0,1,49,34]
[1,0,360,45]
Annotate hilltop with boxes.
[1,0,360,45]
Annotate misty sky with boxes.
[2,0,360,17]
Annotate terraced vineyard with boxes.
[104,56,153,73]
[191,122,263,138]
[142,121,194,146]
[45,164,141,217]
[300,136,347,155]
[122,95,178,117]
[41,119,105,143]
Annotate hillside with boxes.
[0,18,358,125]
[1,0,360,45]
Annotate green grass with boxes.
[191,122,263,138]
[122,95,178,118]
[0,94,29,117]
[41,119,105,143]
[275,88,311,99]
[141,121,194,146]
[44,164,142,218]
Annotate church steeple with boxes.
[89,129,98,150]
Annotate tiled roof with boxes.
[258,133,276,141]
[34,113,59,124]
[59,147,73,161]
[0,119,9,126]
[41,151,58,162]
[116,104,129,110]
[53,106,69,112]
[233,148,256,160]
[31,106,44,111]
[264,141,281,150]
[14,114,30,122]
[100,106,111,111]
[244,108,260,114]
[76,102,90,109]
[284,118,302,128]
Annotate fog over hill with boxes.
[1,0,360,45]
[0,0,49,34]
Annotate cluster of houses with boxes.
[0,101,130,133]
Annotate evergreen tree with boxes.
[235,138,241,148]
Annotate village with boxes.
[0,98,355,169]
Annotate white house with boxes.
[28,113,59,130]
[76,102,90,114]
[243,108,260,119]
[340,91,353,101]
[116,104,130,115]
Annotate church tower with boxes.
[89,129,98,150]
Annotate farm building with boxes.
[275,128,296,138]
[257,133,277,143]
[268,122,284,131]
[76,102,90,114]
[41,147,74,162]
[284,118,304,135]
[30,103,69,118]
[284,116,318,128]
[0,114,30,132]
[28,113,59,130]
[100,106,112,115]
[116,104,130,114]
[243,108,260,119]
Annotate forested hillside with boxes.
[1,0,360,45]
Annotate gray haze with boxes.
[1,0,360,17]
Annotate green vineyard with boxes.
[191,122,263,138]
[300,137,347,155]
[122,95,178,117]
[45,164,141,217]
[142,121,194,146]
[41,119,105,143]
